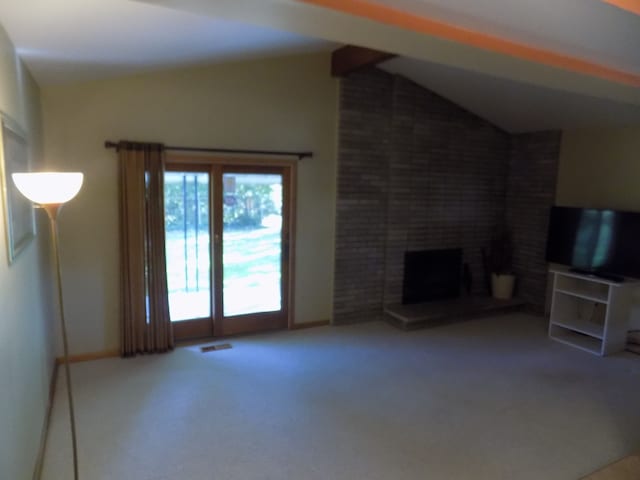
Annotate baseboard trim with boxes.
[290,320,330,330]
[55,349,120,365]
[32,362,58,480]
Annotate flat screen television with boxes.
[545,206,640,281]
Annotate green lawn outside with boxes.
[165,225,282,320]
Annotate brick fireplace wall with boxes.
[333,69,393,323]
[506,132,562,312]
[333,67,562,324]
[383,76,510,305]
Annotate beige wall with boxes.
[0,25,55,480]
[557,127,640,211]
[556,126,640,328]
[41,52,338,354]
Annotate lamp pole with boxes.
[43,203,79,480]
[11,171,83,480]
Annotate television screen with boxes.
[545,206,640,280]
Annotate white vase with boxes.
[491,273,516,300]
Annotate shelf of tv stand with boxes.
[548,269,637,356]
[554,287,608,304]
[558,269,626,284]
[548,327,602,355]
[550,314,604,339]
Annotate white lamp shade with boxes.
[12,172,83,205]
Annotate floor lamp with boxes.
[12,172,84,480]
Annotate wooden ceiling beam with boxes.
[601,0,640,15]
[331,45,396,77]
[309,0,640,87]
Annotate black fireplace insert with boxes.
[402,248,462,304]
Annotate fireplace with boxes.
[402,248,462,304]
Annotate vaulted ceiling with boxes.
[0,0,639,132]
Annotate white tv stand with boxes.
[548,269,637,356]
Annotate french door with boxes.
[164,158,293,340]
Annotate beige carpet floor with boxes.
[41,313,640,480]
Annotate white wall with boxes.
[41,52,338,354]
[0,25,56,480]
[556,126,640,328]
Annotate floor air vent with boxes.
[201,343,232,352]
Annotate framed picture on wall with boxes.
[0,114,35,264]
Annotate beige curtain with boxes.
[118,141,174,356]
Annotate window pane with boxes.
[164,171,211,321]
[222,173,282,317]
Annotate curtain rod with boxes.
[104,141,312,160]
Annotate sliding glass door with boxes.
[164,162,291,340]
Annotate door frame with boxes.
[165,154,297,340]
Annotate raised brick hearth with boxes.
[333,68,561,324]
